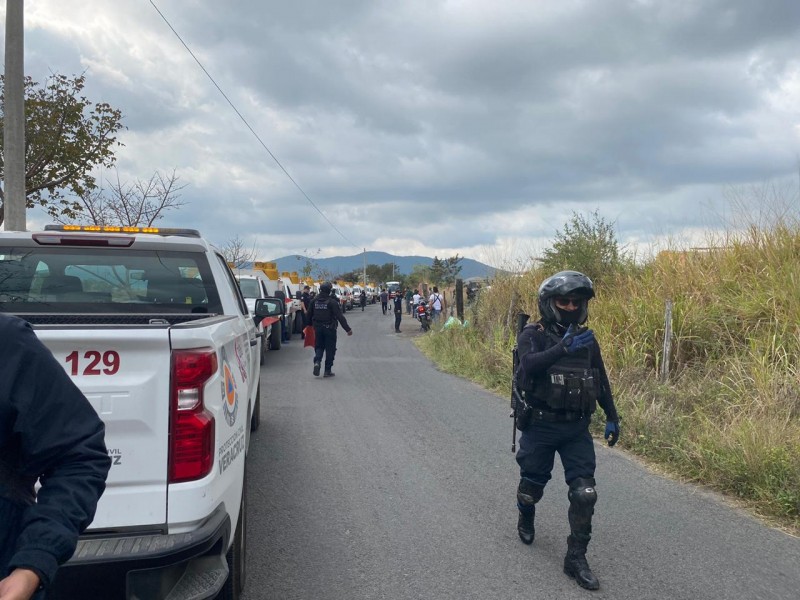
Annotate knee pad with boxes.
[517,478,544,507]
[567,477,597,509]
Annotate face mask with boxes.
[557,308,582,325]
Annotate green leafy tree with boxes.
[428,254,463,286]
[539,210,623,283]
[0,73,125,226]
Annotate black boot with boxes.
[313,361,321,376]
[323,369,335,377]
[563,535,599,590]
[564,477,599,590]
[516,478,543,545]
[517,505,535,545]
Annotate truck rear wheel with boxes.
[269,321,282,350]
[219,481,246,600]
[250,382,261,432]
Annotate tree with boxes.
[220,236,258,270]
[539,210,623,283]
[429,254,463,286]
[296,248,321,281]
[0,73,125,226]
[65,169,186,226]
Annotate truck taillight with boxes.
[169,349,217,483]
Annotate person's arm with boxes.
[518,325,565,376]
[3,318,111,591]
[330,299,352,333]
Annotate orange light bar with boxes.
[46,225,200,237]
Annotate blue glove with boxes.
[561,324,577,346]
[604,421,620,447]
[563,328,595,353]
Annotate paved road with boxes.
[244,303,800,600]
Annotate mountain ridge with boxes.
[267,251,500,280]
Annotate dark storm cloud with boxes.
[18,0,800,261]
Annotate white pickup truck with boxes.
[0,225,283,600]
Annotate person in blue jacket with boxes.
[0,314,111,600]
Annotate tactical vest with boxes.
[312,296,335,325]
[529,332,598,415]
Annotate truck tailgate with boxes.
[37,327,171,530]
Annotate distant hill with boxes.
[268,251,500,280]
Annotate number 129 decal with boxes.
[66,350,121,376]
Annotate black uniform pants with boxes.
[515,417,596,487]
[394,311,402,332]
[313,325,338,369]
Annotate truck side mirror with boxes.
[254,297,284,325]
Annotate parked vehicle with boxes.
[0,225,283,600]
[386,280,401,300]
[236,274,281,360]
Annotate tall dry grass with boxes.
[418,216,800,528]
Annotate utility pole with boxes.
[3,0,26,231]
[362,248,367,286]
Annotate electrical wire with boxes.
[148,0,360,251]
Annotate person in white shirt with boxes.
[412,290,421,319]
[428,286,444,323]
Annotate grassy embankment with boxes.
[417,219,800,531]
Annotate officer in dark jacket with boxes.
[306,281,353,377]
[514,271,620,591]
[0,314,111,600]
[393,292,403,333]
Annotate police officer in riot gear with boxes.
[514,270,620,591]
[306,281,353,377]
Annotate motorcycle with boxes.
[417,302,431,331]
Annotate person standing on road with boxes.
[412,289,421,319]
[379,289,389,315]
[404,287,413,315]
[393,292,403,333]
[513,270,620,591]
[300,285,312,337]
[428,286,444,323]
[360,289,367,311]
[306,281,353,378]
[0,314,111,600]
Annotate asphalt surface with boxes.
[243,302,800,600]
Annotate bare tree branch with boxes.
[219,236,258,270]
[63,168,187,227]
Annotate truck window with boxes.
[237,278,261,299]
[217,255,248,316]
[0,247,222,314]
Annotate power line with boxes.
[148,0,360,250]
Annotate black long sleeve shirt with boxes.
[0,314,111,588]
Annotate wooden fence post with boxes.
[660,299,673,382]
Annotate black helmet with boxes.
[537,270,594,325]
[320,281,333,294]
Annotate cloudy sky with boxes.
[8,0,800,267]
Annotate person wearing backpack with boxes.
[513,271,620,591]
[428,287,444,323]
